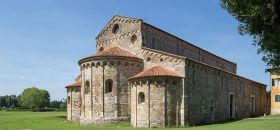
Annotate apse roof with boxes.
[129,66,182,79]
[65,81,81,88]
[95,47,139,59]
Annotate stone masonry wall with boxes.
[185,59,266,125]
[67,87,81,121]
[96,16,143,56]
[130,77,183,128]
[139,47,186,76]
[79,57,143,125]
[142,23,236,74]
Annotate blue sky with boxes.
[0,0,269,100]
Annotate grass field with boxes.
[0,111,280,130]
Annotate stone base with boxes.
[80,117,129,126]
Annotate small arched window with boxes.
[99,47,104,52]
[138,92,145,104]
[67,96,70,104]
[105,79,113,93]
[147,57,151,62]
[112,24,120,34]
[84,81,90,94]
[130,34,137,43]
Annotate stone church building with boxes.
[65,15,267,127]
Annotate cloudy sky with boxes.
[0,0,269,100]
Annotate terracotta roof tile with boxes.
[95,47,139,59]
[65,81,81,88]
[129,66,182,79]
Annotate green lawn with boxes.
[0,111,280,130]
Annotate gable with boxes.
[95,15,143,42]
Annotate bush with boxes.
[41,108,55,112]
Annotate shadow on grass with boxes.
[195,115,272,127]
[55,116,67,119]
[188,119,243,128]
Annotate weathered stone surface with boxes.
[185,60,266,125]
[141,23,237,74]
[129,77,183,128]
[79,57,143,125]
[67,87,81,121]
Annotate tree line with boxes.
[0,87,66,111]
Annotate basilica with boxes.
[65,15,267,127]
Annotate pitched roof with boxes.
[129,66,182,79]
[95,47,139,58]
[65,81,81,88]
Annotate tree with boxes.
[60,98,66,109]
[41,90,50,108]
[49,99,66,109]
[19,87,50,111]
[220,0,280,67]
[0,95,20,108]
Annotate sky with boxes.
[0,0,270,100]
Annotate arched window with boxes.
[67,96,70,104]
[84,81,90,94]
[130,34,137,43]
[112,24,120,34]
[138,92,145,104]
[105,79,113,93]
[99,47,104,52]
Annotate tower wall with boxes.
[130,77,183,128]
[67,87,81,121]
[79,57,143,125]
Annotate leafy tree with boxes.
[220,0,280,67]
[19,87,50,111]
[41,90,50,108]
[49,99,66,109]
[0,95,20,108]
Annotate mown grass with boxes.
[0,111,280,130]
